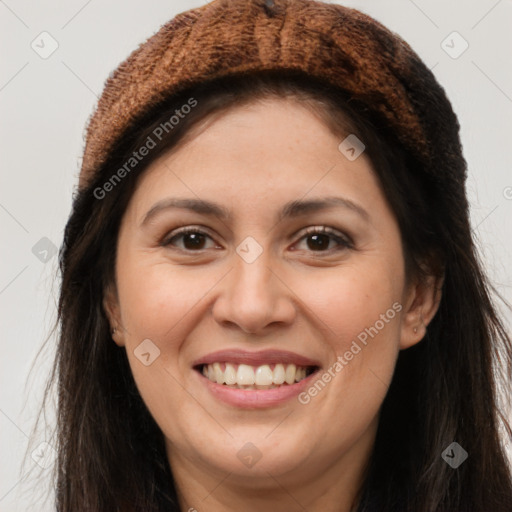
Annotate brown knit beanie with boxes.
[78,0,466,198]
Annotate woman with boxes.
[44,0,512,510]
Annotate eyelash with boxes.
[161,225,353,254]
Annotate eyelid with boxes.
[161,224,353,253]
[161,225,219,248]
[296,226,353,249]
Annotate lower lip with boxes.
[196,369,319,409]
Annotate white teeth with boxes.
[202,362,313,387]
[273,363,285,384]
[213,362,224,384]
[224,363,237,385]
[285,363,296,385]
[255,364,273,386]
[237,364,255,385]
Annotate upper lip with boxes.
[192,349,322,368]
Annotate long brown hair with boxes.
[39,70,512,511]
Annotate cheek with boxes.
[126,357,199,452]
[116,260,203,439]
[273,264,403,462]
[291,259,403,410]
[117,257,207,341]
[292,260,402,348]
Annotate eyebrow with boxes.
[140,196,370,227]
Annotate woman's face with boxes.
[105,97,438,495]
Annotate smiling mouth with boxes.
[195,362,319,389]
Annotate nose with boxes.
[212,249,296,335]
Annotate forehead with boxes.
[123,97,387,227]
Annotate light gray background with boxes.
[1,1,511,510]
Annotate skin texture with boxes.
[104,98,442,512]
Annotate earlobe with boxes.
[102,284,125,347]
[399,272,444,350]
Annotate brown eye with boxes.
[305,233,331,251]
[161,226,352,254]
[162,228,215,251]
[294,227,352,252]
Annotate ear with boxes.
[103,282,125,347]
[399,270,444,350]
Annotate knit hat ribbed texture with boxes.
[78,0,465,193]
